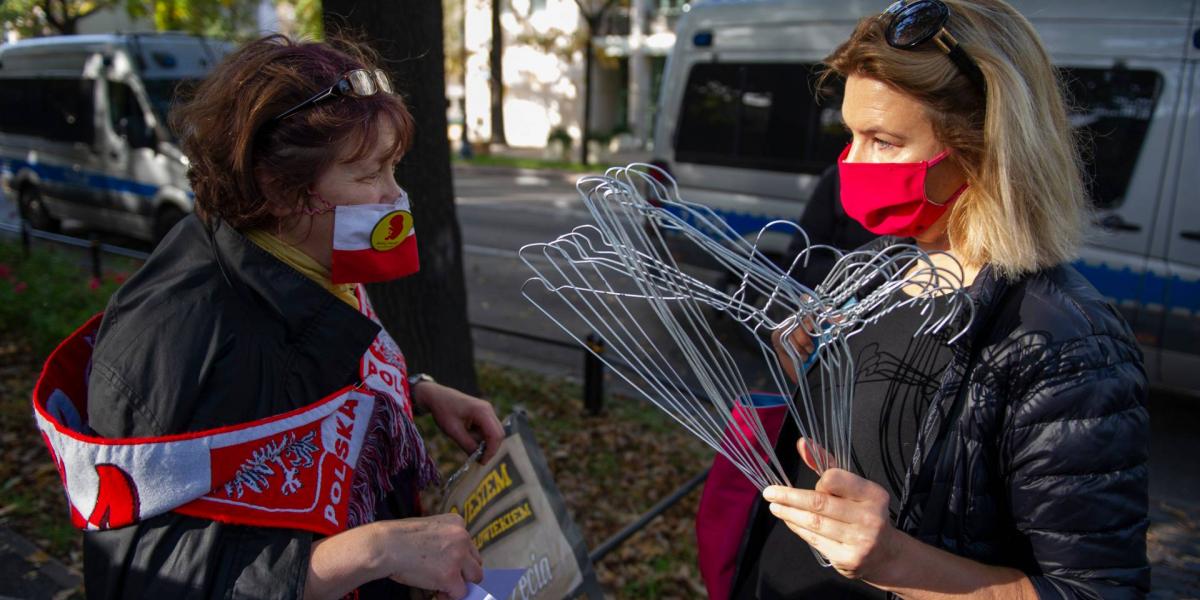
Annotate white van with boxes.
[0,34,233,241]
[651,0,1200,392]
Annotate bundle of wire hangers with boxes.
[520,163,975,491]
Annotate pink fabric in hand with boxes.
[696,393,788,600]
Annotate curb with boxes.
[452,162,588,185]
[0,526,81,599]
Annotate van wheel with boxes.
[18,186,60,232]
[154,206,186,243]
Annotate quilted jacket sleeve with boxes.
[1002,330,1150,599]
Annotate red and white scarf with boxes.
[32,287,436,536]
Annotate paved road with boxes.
[455,165,600,375]
[454,165,768,391]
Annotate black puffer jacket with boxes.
[738,241,1150,598]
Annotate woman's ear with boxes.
[267,200,294,219]
[256,171,299,218]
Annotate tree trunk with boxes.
[323,1,480,394]
[42,0,75,34]
[580,26,595,165]
[574,0,616,166]
[489,0,507,146]
[460,1,469,152]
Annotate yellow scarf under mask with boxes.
[245,229,359,311]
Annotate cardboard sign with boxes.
[440,412,603,600]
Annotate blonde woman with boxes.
[739,0,1149,598]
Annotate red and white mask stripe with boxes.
[330,191,420,284]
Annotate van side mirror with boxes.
[141,126,159,149]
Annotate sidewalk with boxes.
[455,143,654,174]
[487,143,653,164]
[0,526,80,600]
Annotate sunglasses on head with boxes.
[271,68,393,123]
[882,0,987,95]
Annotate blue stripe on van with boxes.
[1071,260,1199,314]
[0,156,159,199]
[1172,278,1200,312]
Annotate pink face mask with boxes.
[837,143,968,237]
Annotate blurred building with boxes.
[75,9,155,35]
[1,6,155,41]
[461,0,687,155]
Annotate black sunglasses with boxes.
[882,0,987,95]
[271,68,393,123]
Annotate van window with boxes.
[0,78,95,144]
[142,78,198,139]
[1061,67,1162,210]
[107,81,152,147]
[674,62,847,174]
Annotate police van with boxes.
[651,0,1200,392]
[0,34,233,241]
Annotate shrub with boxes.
[547,126,573,147]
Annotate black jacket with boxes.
[737,241,1150,598]
[82,215,409,599]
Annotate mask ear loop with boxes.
[279,193,335,239]
[301,193,335,216]
[930,181,970,206]
[923,149,968,207]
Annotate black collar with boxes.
[202,216,381,372]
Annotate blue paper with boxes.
[481,568,526,600]
[459,568,527,600]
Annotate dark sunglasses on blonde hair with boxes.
[272,68,393,123]
[882,0,987,95]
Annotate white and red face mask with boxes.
[837,143,968,237]
[329,191,420,284]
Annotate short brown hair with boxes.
[172,35,415,230]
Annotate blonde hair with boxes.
[821,0,1087,278]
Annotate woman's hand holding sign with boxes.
[414,382,505,463]
[306,512,482,600]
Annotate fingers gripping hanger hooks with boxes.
[521,163,976,507]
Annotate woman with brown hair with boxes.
[44,35,503,599]
[735,0,1150,598]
